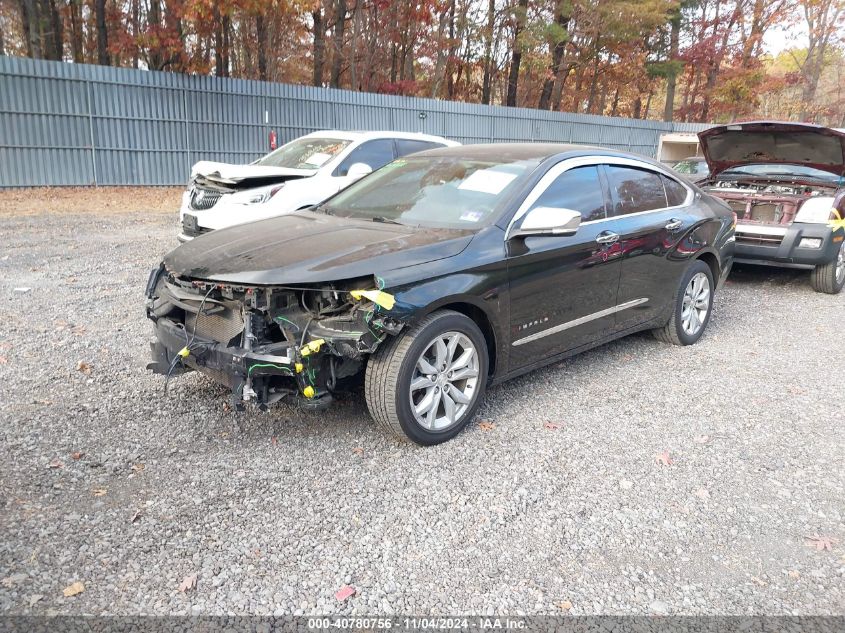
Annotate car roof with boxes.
[412,142,662,165]
[300,130,459,145]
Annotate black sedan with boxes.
[145,144,735,445]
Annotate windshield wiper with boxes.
[371,216,405,225]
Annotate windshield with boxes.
[255,137,352,170]
[674,160,707,175]
[316,156,537,229]
[718,163,841,184]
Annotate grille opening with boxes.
[184,305,244,344]
[190,186,223,210]
[736,233,784,246]
[749,203,782,223]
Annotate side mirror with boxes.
[346,162,373,179]
[510,206,581,239]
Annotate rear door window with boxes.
[334,139,396,176]
[605,165,668,216]
[395,139,445,157]
[530,165,607,222]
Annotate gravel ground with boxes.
[0,208,843,617]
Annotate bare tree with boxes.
[330,0,348,88]
[538,1,571,110]
[95,0,109,65]
[506,0,529,107]
[312,6,326,86]
[481,0,495,104]
[797,0,845,119]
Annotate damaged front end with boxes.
[144,265,405,409]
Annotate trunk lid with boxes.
[698,121,845,178]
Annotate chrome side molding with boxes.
[512,298,649,346]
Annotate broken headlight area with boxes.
[145,268,405,409]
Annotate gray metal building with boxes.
[0,56,708,188]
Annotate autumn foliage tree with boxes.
[3,0,844,125]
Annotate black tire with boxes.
[365,310,488,445]
[810,241,845,294]
[653,259,714,346]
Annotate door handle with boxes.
[665,218,683,232]
[595,231,620,245]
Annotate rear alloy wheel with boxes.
[810,240,845,295]
[365,310,488,445]
[653,260,714,346]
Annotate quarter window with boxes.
[605,165,668,215]
[335,139,396,177]
[662,175,688,207]
[531,165,607,221]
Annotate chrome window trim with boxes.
[512,298,649,346]
[505,156,694,240]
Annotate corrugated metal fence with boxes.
[0,56,708,187]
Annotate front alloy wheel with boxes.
[409,332,480,432]
[811,240,845,294]
[365,310,488,445]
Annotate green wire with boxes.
[247,363,294,377]
[274,316,300,331]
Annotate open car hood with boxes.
[698,121,845,177]
[164,211,474,285]
[191,161,314,187]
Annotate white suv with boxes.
[178,130,459,241]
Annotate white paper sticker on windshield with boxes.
[304,152,332,166]
[459,210,484,222]
[458,169,518,195]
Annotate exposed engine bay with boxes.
[703,178,836,225]
[145,267,405,409]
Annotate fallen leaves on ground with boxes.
[92,488,107,497]
[62,581,85,597]
[0,356,7,364]
[543,422,561,431]
[47,458,64,469]
[76,361,92,375]
[2,574,26,588]
[70,451,84,461]
[335,585,356,601]
[71,325,86,336]
[555,600,573,611]
[352,447,364,457]
[130,463,145,472]
[178,574,197,593]
[788,570,800,579]
[478,420,495,432]
[805,535,837,551]
[654,451,674,466]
